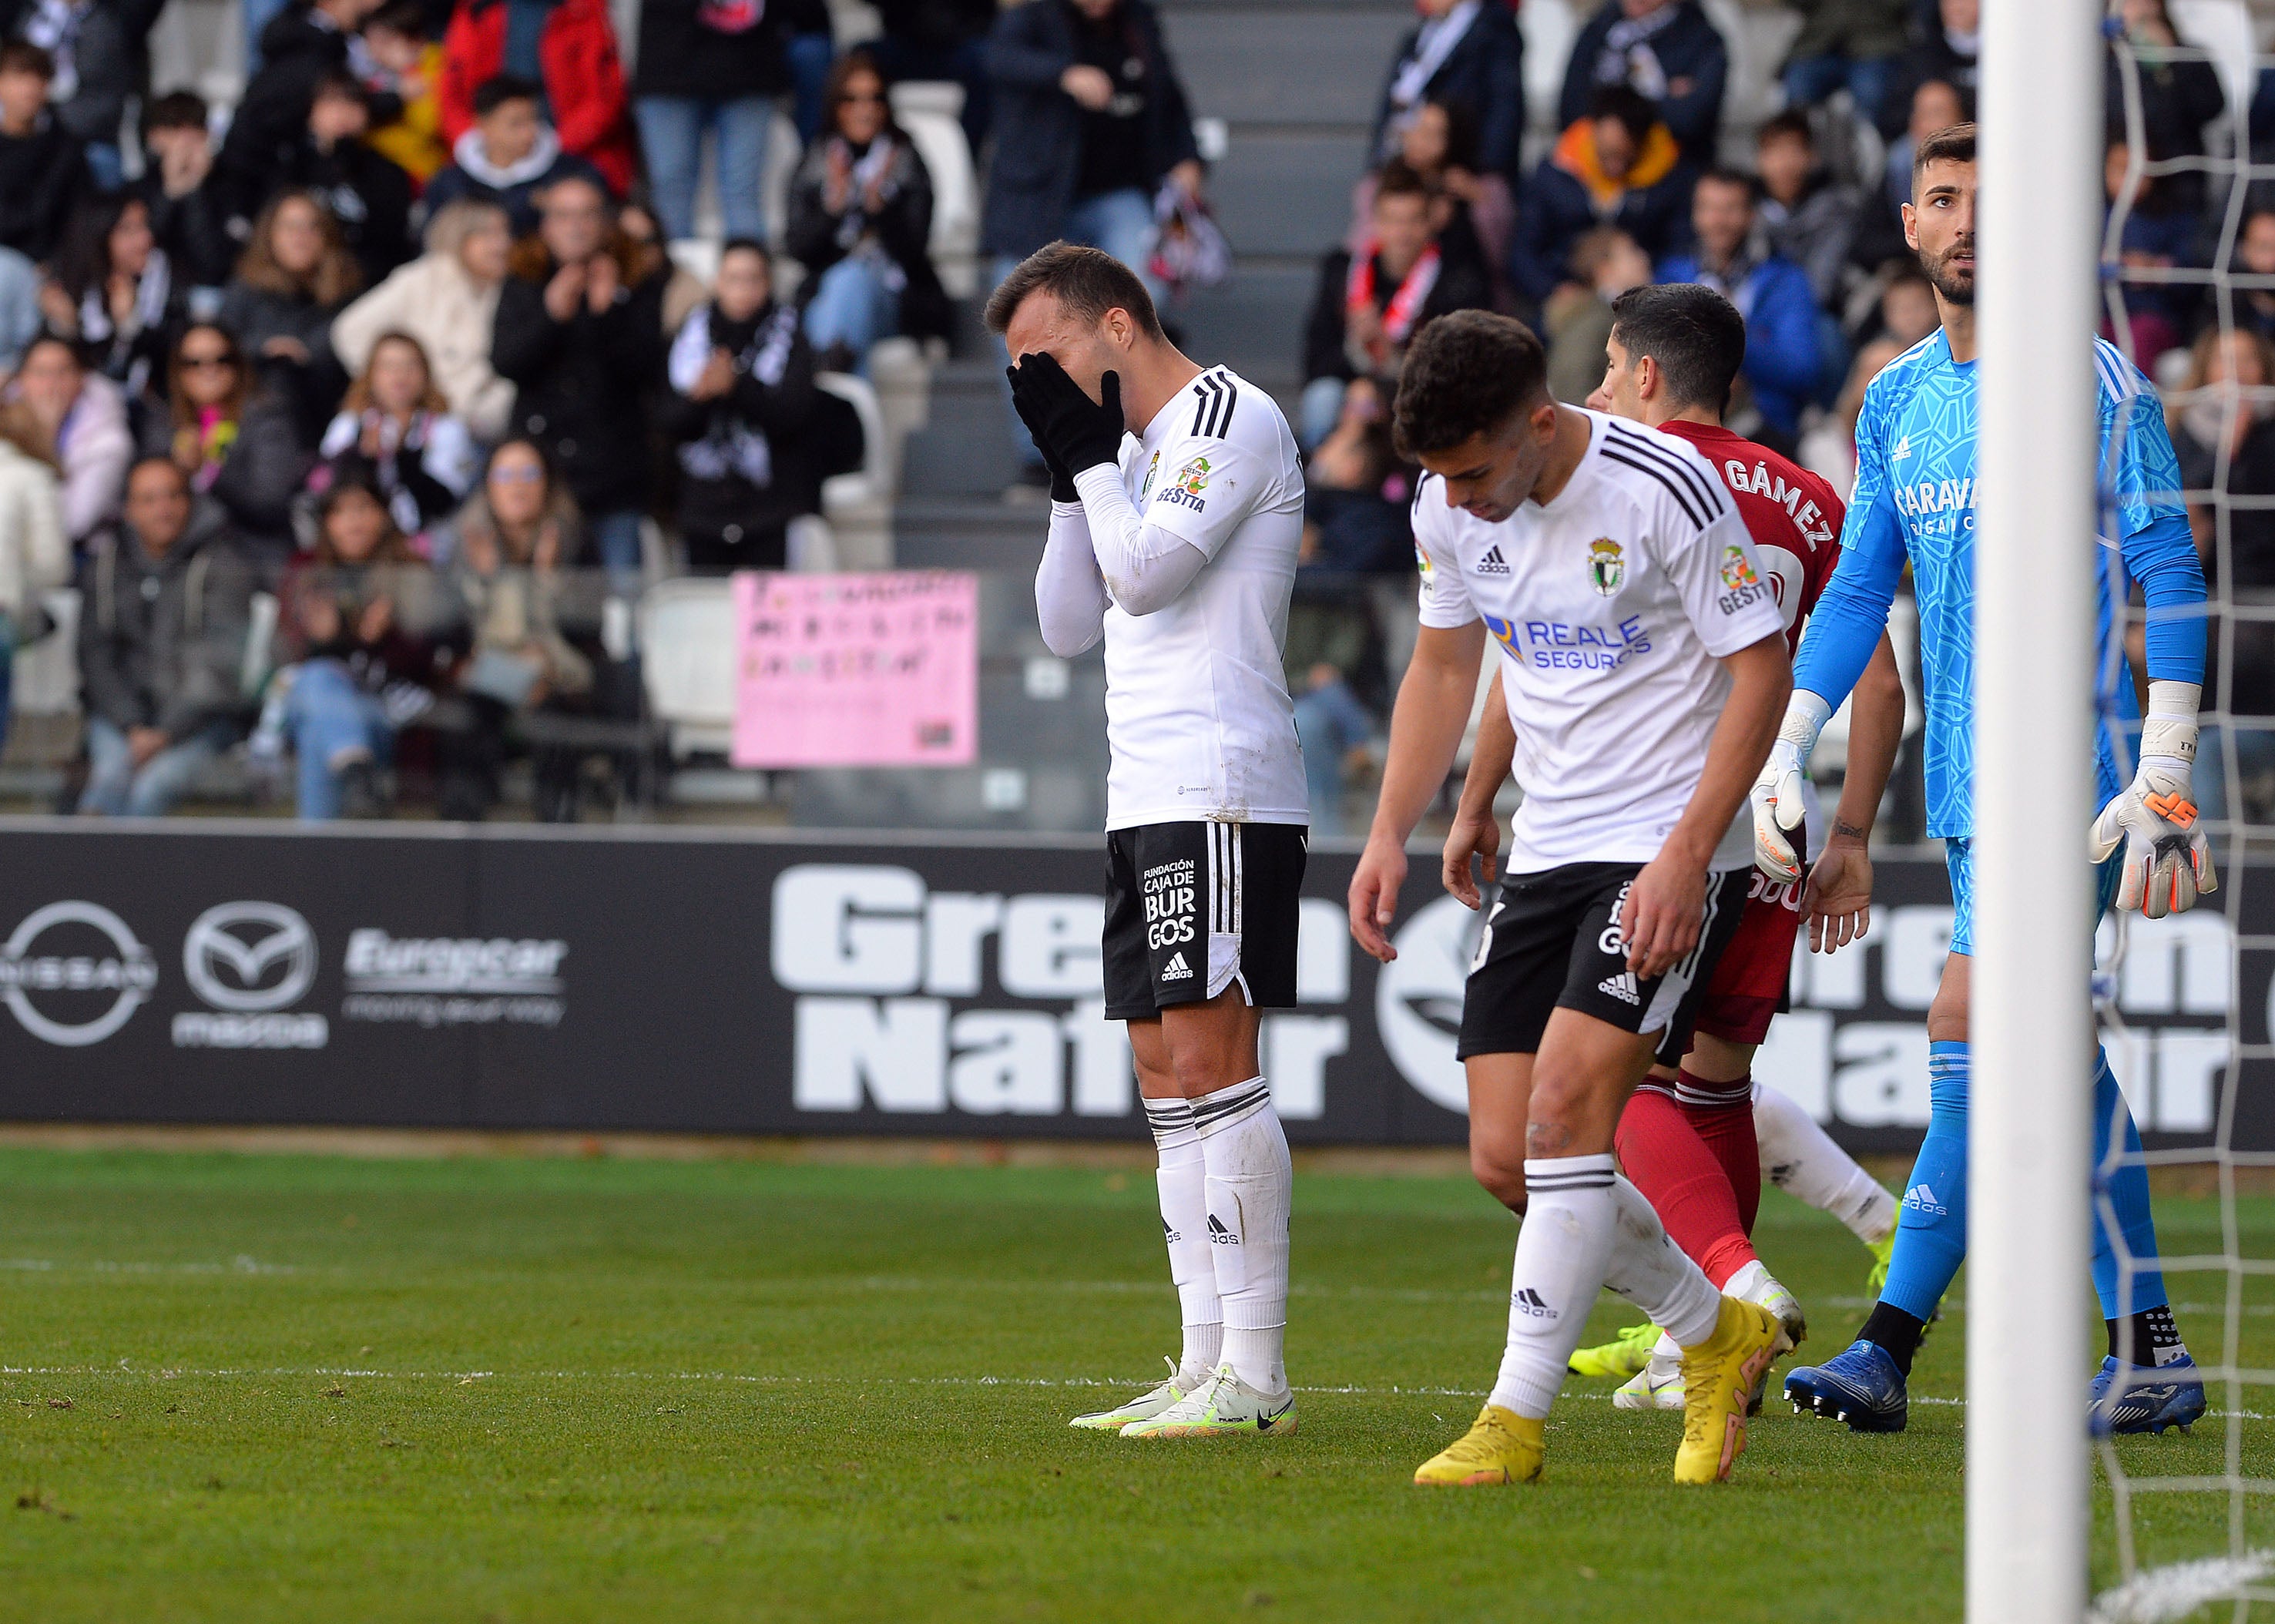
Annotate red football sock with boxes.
[1678,1069,1762,1238]
[1616,1085,1758,1289]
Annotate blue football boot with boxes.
[2088,1353,2207,1437]
[1784,1340,1908,1432]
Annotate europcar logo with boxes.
[0,901,157,1046]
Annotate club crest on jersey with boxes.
[1138,451,1160,501]
[1587,537,1625,596]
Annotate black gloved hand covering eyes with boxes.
[1006,367,1079,502]
[1008,351,1125,478]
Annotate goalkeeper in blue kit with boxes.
[1758,124,2216,1434]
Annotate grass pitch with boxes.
[2,1145,2269,1622]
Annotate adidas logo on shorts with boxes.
[1478,544,1511,575]
[1597,971,1640,1005]
[1161,951,1193,981]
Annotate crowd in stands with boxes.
[0,0,2261,829]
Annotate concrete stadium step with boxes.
[1210,133,1372,260]
[898,353,1300,510]
[1153,2,1414,131]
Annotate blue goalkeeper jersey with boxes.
[1789,329,2206,840]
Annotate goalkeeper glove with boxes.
[1007,352,1126,478]
[1750,690,1833,883]
[2089,679,2217,918]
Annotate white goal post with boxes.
[1971,0,2103,1618]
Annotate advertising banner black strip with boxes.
[0,820,2257,1154]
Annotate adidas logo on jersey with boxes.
[1512,1287,1556,1320]
[1597,971,1640,1005]
[1903,1183,1948,1216]
[1477,545,1511,575]
[1160,951,1193,981]
[1891,433,1914,462]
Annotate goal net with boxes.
[2094,13,2275,1616]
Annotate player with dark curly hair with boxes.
[1348,309,1795,1487]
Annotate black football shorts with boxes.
[1101,820,1307,1020]
[1456,860,1753,1067]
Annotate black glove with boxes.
[1008,351,1124,478]
[1006,367,1079,502]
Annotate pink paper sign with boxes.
[730,571,979,768]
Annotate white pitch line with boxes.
[7,1363,2267,1418]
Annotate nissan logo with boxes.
[0,901,158,1047]
[183,903,317,1013]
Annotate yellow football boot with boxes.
[1412,1404,1545,1487]
[1673,1297,1784,1485]
[1569,1318,1663,1379]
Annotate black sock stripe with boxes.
[1191,1082,1270,1125]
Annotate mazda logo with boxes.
[183,902,317,1013]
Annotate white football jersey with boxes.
[1414,410,1787,874]
[1098,364,1309,830]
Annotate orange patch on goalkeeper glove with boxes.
[2143,791,2199,828]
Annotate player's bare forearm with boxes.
[1350,620,1486,960]
[1365,622,1488,851]
[1456,665,1515,824]
[1623,635,1790,975]
[1803,634,1899,951]
[1443,666,1512,910]
[1827,632,1904,844]
[1666,634,1792,871]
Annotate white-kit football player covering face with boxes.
[989,243,1314,1437]
[1002,290,1186,442]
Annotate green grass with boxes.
[1,1146,2268,1622]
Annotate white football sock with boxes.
[1722,1257,1771,1304]
[1193,1075,1290,1394]
[1488,1154,1619,1419]
[1753,1082,1898,1244]
[1144,1096,1221,1385]
[1600,1175,1723,1348]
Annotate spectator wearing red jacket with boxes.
[438,0,636,198]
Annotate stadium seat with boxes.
[760,105,804,254]
[817,370,894,569]
[2169,0,2253,149]
[1518,0,1581,157]
[1701,0,1805,163]
[637,576,740,759]
[890,82,981,297]
[10,589,80,721]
